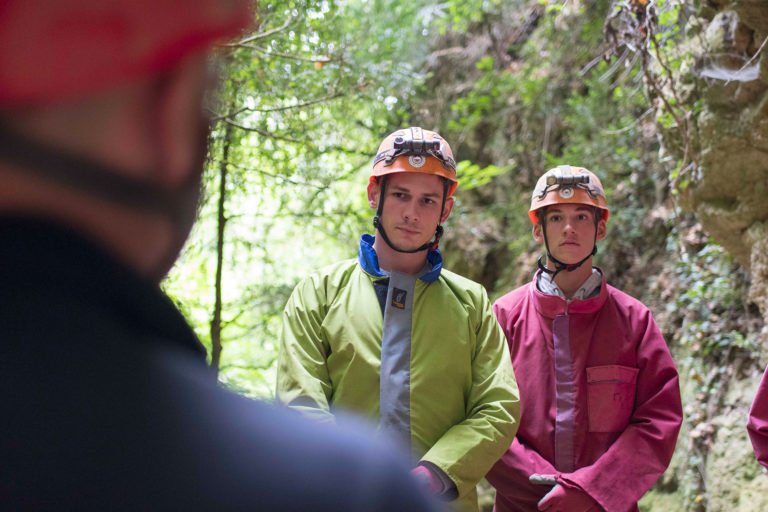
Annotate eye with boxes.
[423,197,436,205]
[548,214,562,223]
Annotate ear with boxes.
[596,218,607,241]
[152,56,209,184]
[440,196,454,223]
[367,180,380,209]
[532,222,545,244]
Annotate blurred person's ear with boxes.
[152,55,211,185]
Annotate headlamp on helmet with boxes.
[371,127,458,198]
[378,135,455,171]
[529,165,609,224]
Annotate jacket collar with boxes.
[530,268,608,318]
[358,233,442,283]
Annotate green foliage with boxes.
[458,160,512,190]
[667,241,756,358]
[437,0,507,34]
[662,235,757,510]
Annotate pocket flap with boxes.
[587,364,638,384]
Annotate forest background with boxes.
[162,0,768,510]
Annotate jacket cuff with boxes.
[420,461,459,501]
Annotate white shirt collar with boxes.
[537,267,602,301]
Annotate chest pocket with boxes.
[586,365,639,432]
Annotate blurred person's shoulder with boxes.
[163,350,442,511]
[0,218,439,511]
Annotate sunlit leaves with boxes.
[458,160,512,190]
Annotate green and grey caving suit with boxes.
[277,234,520,512]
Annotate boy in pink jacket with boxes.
[487,165,683,512]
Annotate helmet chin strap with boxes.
[0,121,203,228]
[372,175,448,254]
[537,210,599,279]
[0,120,205,281]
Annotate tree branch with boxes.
[226,17,293,46]
[220,118,304,143]
[725,34,768,85]
[235,43,331,63]
[209,158,327,189]
[208,91,344,121]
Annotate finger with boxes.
[529,473,558,486]
[537,497,555,512]
[537,484,560,511]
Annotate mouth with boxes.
[396,226,420,236]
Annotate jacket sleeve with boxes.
[486,293,556,505]
[275,275,335,424]
[420,287,521,499]
[747,365,768,469]
[563,309,683,512]
[485,436,559,503]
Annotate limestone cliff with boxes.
[656,0,768,334]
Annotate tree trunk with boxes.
[210,122,232,376]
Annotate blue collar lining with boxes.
[358,234,442,283]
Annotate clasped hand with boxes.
[529,473,602,512]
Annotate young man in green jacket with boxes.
[277,127,520,512]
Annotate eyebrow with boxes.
[389,185,441,198]
[546,206,593,214]
[547,204,593,213]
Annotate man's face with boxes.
[367,172,453,252]
[533,203,606,264]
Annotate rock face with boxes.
[705,375,768,512]
[664,0,768,335]
[643,2,768,510]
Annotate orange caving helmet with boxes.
[528,165,609,224]
[371,127,458,197]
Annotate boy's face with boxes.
[367,172,454,252]
[532,203,606,264]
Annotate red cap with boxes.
[0,0,251,107]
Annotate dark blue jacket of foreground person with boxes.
[0,218,441,512]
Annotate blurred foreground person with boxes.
[0,2,441,510]
[486,166,683,512]
[277,127,520,511]
[747,366,768,469]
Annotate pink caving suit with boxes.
[487,270,683,512]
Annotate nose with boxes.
[403,200,418,222]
